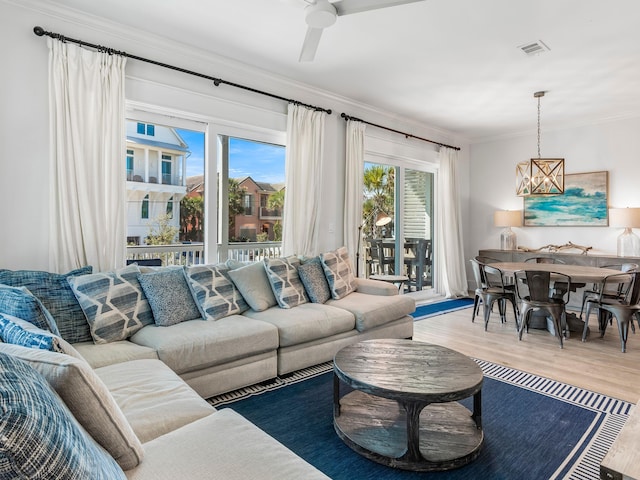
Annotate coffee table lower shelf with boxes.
[334,390,483,472]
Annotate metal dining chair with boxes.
[470,260,519,331]
[404,239,430,291]
[514,270,572,348]
[582,271,640,352]
[579,263,639,320]
[524,257,579,298]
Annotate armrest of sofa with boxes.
[355,278,398,296]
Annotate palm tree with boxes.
[267,189,285,241]
[363,164,395,236]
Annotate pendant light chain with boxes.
[537,94,542,158]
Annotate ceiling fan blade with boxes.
[332,0,425,16]
[299,26,324,62]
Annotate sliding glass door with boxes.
[362,160,435,291]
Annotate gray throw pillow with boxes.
[138,268,203,326]
[298,260,331,304]
[227,262,277,312]
[264,256,309,309]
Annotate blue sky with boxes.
[177,129,285,184]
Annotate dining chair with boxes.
[376,240,395,275]
[514,270,572,348]
[582,271,640,352]
[470,260,519,331]
[404,239,430,291]
[524,256,579,298]
[579,263,639,320]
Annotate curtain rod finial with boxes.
[33,26,45,36]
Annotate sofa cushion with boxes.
[185,264,249,320]
[73,340,159,369]
[320,246,357,300]
[96,359,215,443]
[0,343,144,470]
[243,303,355,347]
[130,316,279,375]
[0,266,93,343]
[124,409,330,480]
[0,352,126,479]
[138,268,202,326]
[298,259,331,304]
[0,284,59,334]
[264,256,308,308]
[227,262,277,312]
[326,291,416,331]
[68,264,154,344]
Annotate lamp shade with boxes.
[609,208,640,228]
[494,210,523,227]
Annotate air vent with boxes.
[518,40,550,56]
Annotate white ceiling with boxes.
[45,0,640,141]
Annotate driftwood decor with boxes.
[517,242,593,255]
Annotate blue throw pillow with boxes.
[0,285,59,335]
[0,313,64,352]
[138,267,203,326]
[298,259,331,304]
[0,352,126,479]
[0,266,93,343]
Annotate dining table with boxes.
[487,262,628,335]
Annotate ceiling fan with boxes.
[298,0,426,62]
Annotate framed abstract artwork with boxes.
[523,171,608,227]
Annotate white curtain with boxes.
[436,147,468,297]
[281,104,326,257]
[48,38,127,273]
[343,120,366,274]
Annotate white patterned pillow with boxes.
[184,264,249,320]
[320,246,357,300]
[68,265,154,344]
[264,256,309,309]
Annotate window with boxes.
[141,194,149,219]
[243,194,253,216]
[166,196,174,219]
[136,122,155,136]
[126,149,134,181]
[219,136,285,246]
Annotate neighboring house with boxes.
[126,121,189,245]
[234,177,284,242]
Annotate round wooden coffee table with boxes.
[333,339,484,471]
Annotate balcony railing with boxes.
[126,241,283,266]
[260,207,282,219]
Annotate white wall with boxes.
[468,116,640,263]
[0,0,466,271]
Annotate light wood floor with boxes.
[411,304,640,404]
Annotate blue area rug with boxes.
[209,360,631,480]
[412,298,475,320]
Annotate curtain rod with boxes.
[340,113,460,151]
[33,26,332,115]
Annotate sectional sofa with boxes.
[0,246,415,478]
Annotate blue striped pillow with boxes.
[0,352,126,479]
[0,314,63,352]
[0,266,93,343]
[0,285,59,335]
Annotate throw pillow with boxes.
[0,352,127,479]
[0,266,93,343]
[0,313,64,353]
[0,284,59,335]
[320,246,358,300]
[227,262,277,312]
[68,264,154,344]
[138,267,203,326]
[264,256,309,309]
[0,343,144,470]
[184,264,249,320]
[298,259,331,304]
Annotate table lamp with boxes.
[609,208,640,257]
[494,210,522,251]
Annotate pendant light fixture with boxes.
[516,91,564,196]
